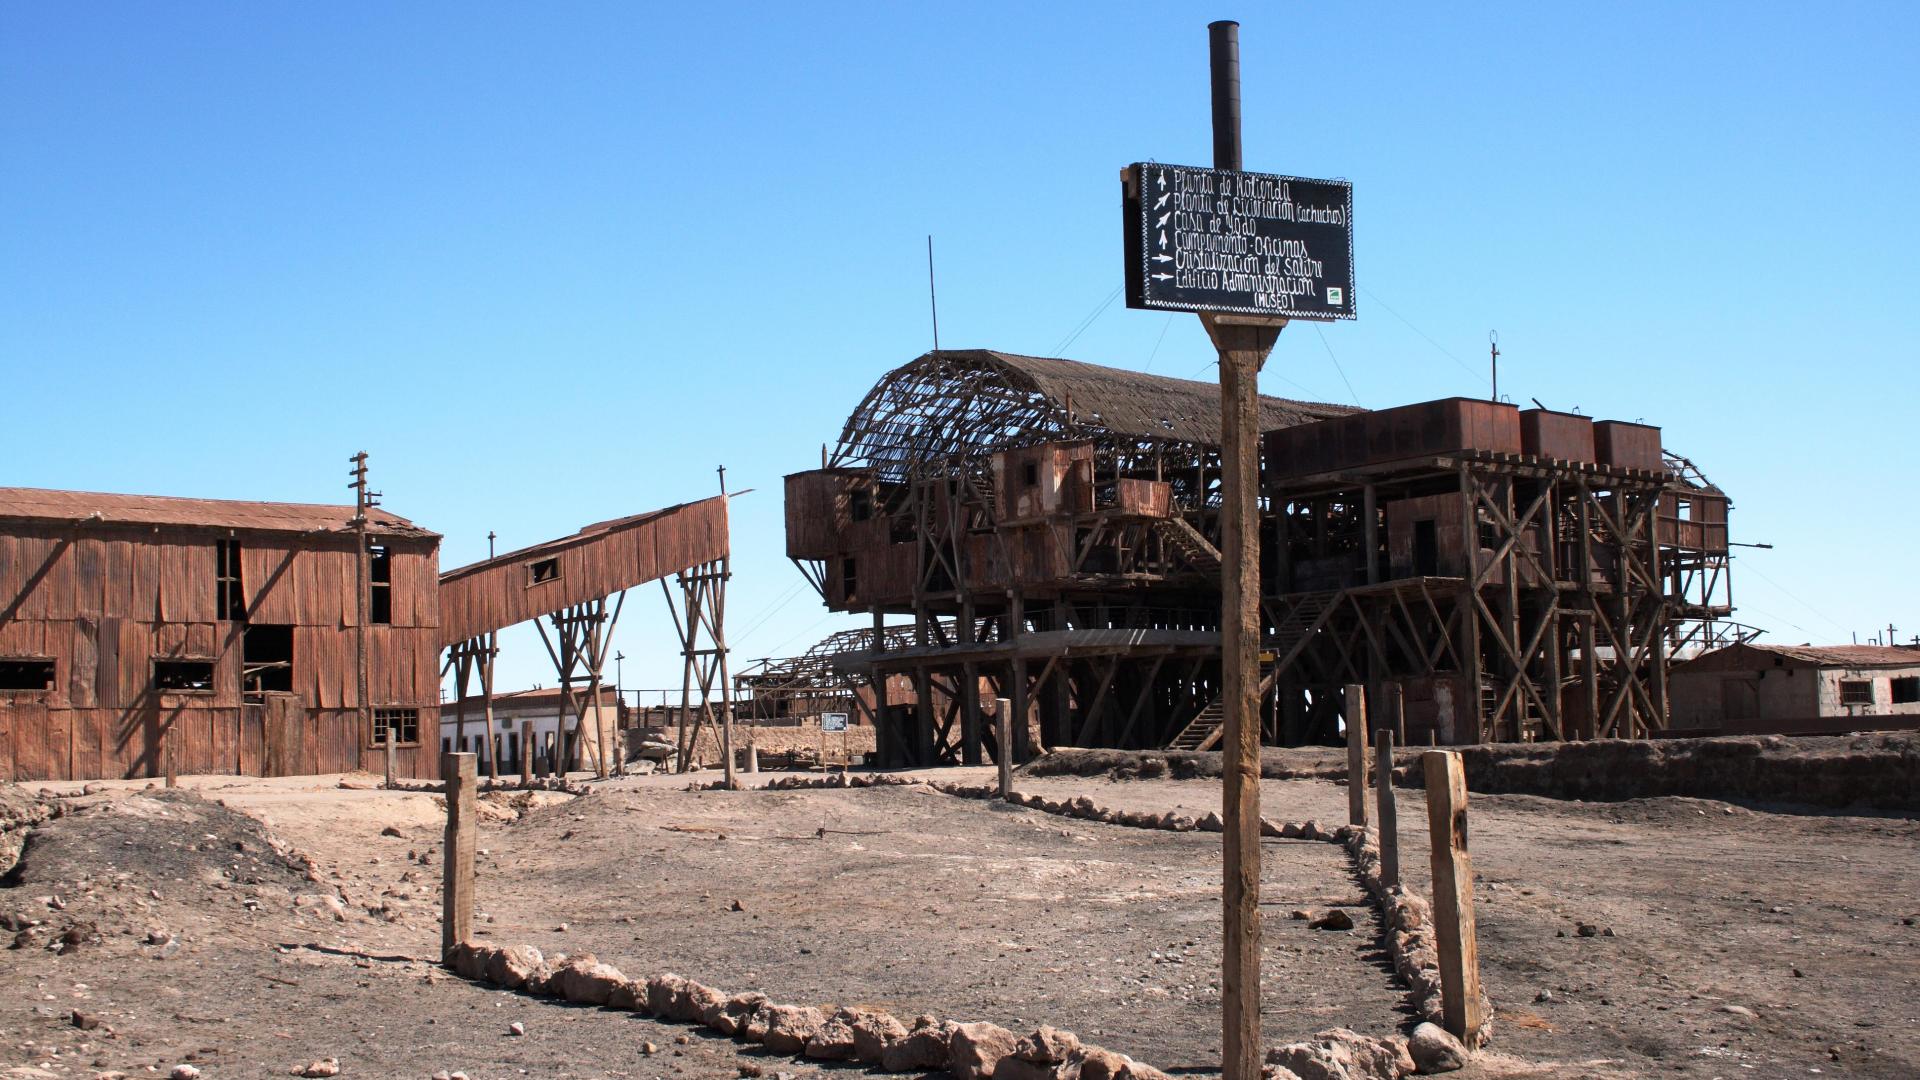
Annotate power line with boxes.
[1050,283,1124,357]
[1735,558,1852,637]
[1314,326,1363,408]
[1359,286,1490,389]
[1143,313,1175,373]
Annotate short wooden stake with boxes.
[519,721,533,786]
[1375,730,1398,889]
[1344,683,1368,829]
[384,729,397,789]
[441,752,477,959]
[1423,750,1484,1040]
[995,697,1013,800]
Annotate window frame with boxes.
[527,557,561,587]
[1837,679,1874,707]
[152,657,218,694]
[370,706,422,748]
[0,657,57,693]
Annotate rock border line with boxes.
[670,771,1489,1074]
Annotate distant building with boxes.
[0,487,442,781]
[1669,643,1920,735]
[441,686,617,775]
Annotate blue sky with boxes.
[4,3,1916,696]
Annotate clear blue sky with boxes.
[4,3,1916,697]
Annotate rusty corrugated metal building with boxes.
[0,487,442,781]
[780,350,1737,765]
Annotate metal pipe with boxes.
[1209,21,1242,171]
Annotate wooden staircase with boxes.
[1162,590,1343,752]
[1154,516,1223,574]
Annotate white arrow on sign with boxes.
[1152,254,1172,263]
[1157,172,1167,190]
[1153,192,1169,210]
[1158,229,1168,247]
[1152,273,1174,281]
[1154,211,1171,228]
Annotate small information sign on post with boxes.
[821,711,848,770]
[1123,163,1354,321]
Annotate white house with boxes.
[1668,643,1920,736]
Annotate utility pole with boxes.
[1489,331,1500,403]
[1201,22,1288,1080]
[349,452,378,765]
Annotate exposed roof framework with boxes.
[830,350,1355,482]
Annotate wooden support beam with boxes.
[1345,683,1369,828]
[520,721,533,786]
[440,752,477,959]
[1423,750,1485,1040]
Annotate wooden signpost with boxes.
[1122,22,1356,1079]
[1345,683,1369,828]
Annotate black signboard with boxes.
[1123,163,1354,320]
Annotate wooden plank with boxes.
[1423,750,1485,1040]
[441,752,478,957]
[0,697,13,781]
[239,704,264,776]
[8,701,51,780]
[71,705,105,779]
[1345,683,1368,828]
[210,707,239,776]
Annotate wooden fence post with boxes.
[995,697,1013,800]
[1388,682,1406,746]
[1344,684,1369,829]
[384,729,397,790]
[1375,729,1398,889]
[1423,750,1484,1040]
[520,721,534,786]
[441,752,477,960]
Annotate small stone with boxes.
[170,1067,201,1080]
[674,1034,691,1046]
[508,1021,525,1037]
[70,1010,101,1030]
[1719,1004,1756,1019]
[1408,1021,1467,1073]
[1289,909,1314,921]
[380,826,403,838]
[641,1042,658,1056]
[948,1021,1018,1080]
[292,1059,340,1078]
[729,899,744,912]
[1308,909,1355,932]
[1534,989,1554,1003]
[1575,922,1599,937]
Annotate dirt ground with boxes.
[2,766,1915,1079]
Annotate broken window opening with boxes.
[1022,462,1041,488]
[528,558,560,585]
[850,489,874,522]
[0,658,56,692]
[369,544,393,624]
[153,659,216,693]
[1892,676,1919,705]
[1413,519,1440,578]
[841,557,858,598]
[242,625,295,695]
[371,707,420,747]
[216,539,247,621]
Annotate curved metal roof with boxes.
[830,349,1356,478]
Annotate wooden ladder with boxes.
[1154,516,1223,573]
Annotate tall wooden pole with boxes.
[1204,21,1287,1080]
[350,452,373,776]
[995,696,1013,800]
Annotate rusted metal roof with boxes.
[0,486,434,538]
[990,351,1358,441]
[829,349,1357,479]
[1679,642,1920,670]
